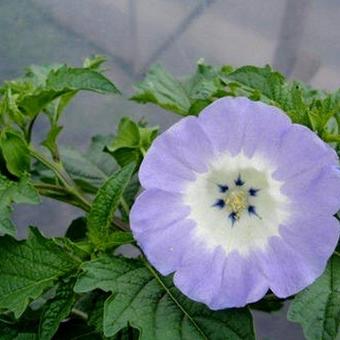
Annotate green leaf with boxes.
[58,135,117,192]
[74,256,255,339]
[183,62,226,98]
[41,124,63,160]
[0,227,79,317]
[0,174,39,236]
[288,256,340,340]
[13,65,120,117]
[46,66,120,95]
[100,231,134,249]
[131,62,229,116]
[39,279,76,340]
[106,118,158,167]
[86,135,118,177]
[61,148,109,188]
[87,163,135,249]
[83,55,107,70]
[0,130,30,177]
[131,64,191,115]
[221,65,314,125]
[225,65,284,100]
[0,322,37,340]
[0,87,27,128]
[109,118,140,151]
[24,64,63,88]
[18,89,62,117]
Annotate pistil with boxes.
[225,190,248,220]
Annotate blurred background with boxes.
[1,1,339,338]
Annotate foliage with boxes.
[288,256,340,340]
[0,57,339,339]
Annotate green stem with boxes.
[35,182,130,231]
[323,133,340,143]
[334,251,340,257]
[31,148,131,232]
[29,147,72,187]
[34,183,90,212]
[71,308,88,320]
[112,216,130,231]
[29,146,91,211]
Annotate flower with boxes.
[130,97,340,309]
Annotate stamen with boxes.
[229,212,237,225]
[234,174,244,186]
[248,205,256,215]
[213,199,225,209]
[249,188,259,196]
[218,184,229,193]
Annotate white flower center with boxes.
[183,152,290,255]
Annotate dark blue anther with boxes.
[249,188,259,196]
[213,199,225,209]
[218,184,229,193]
[248,205,256,215]
[234,174,244,186]
[229,212,237,225]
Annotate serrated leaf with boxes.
[225,65,284,100]
[106,118,158,167]
[61,148,109,188]
[0,227,79,317]
[83,55,107,70]
[87,163,135,249]
[17,65,119,117]
[131,65,191,115]
[288,256,340,340]
[25,64,63,88]
[39,279,76,340]
[0,174,39,236]
[131,63,229,116]
[0,130,30,177]
[46,66,120,95]
[183,62,225,101]
[74,256,255,340]
[59,135,117,191]
[221,65,317,126]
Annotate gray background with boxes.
[2,0,339,339]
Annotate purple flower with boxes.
[130,97,340,309]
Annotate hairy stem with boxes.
[34,183,90,212]
[34,182,130,231]
[29,146,92,211]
